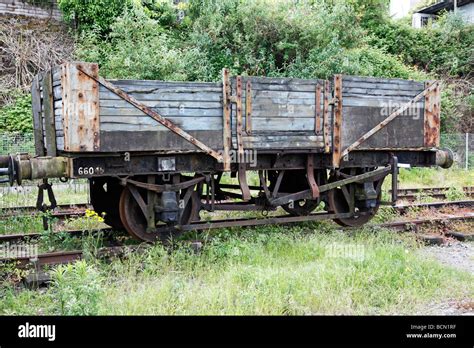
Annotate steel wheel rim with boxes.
[119,187,198,242]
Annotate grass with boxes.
[1,225,472,315]
[397,167,474,188]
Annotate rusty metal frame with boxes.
[306,154,320,199]
[323,80,331,153]
[235,76,251,201]
[269,165,391,207]
[424,81,441,147]
[77,66,223,162]
[222,69,233,170]
[332,75,342,167]
[124,175,205,193]
[245,80,252,135]
[340,81,440,159]
[315,84,322,135]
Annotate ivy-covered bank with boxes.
[1,0,473,134]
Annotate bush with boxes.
[58,0,131,34]
[286,45,427,80]
[51,261,103,315]
[0,92,32,133]
[76,6,188,80]
[369,12,474,77]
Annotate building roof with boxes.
[417,0,474,14]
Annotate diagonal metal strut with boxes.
[340,81,439,158]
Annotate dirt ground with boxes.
[416,241,474,315]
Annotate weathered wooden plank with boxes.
[100,130,223,152]
[342,88,423,97]
[252,90,316,100]
[56,136,64,151]
[99,89,222,102]
[240,82,326,93]
[53,86,62,100]
[231,117,319,132]
[99,99,222,109]
[342,81,424,91]
[99,106,223,118]
[61,62,100,151]
[42,70,57,157]
[233,135,325,149]
[235,76,326,86]
[31,74,45,156]
[343,97,424,108]
[109,79,221,89]
[101,116,222,131]
[342,75,424,87]
[52,67,61,81]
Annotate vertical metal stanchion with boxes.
[466,133,469,170]
[391,156,398,205]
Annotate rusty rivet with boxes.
[78,92,83,98]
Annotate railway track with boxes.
[0,199,472,244]
[1,186,472,219]
[391,186,474,201]
[0,203,89,220]
[1,202,473,271]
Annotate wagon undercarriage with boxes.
[90,162,392,242]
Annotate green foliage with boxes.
[58,0,131,33]
[185,0,368,79]
[77,5,188,80]
[286,45,427,80]
[369,12,474,77]
[0,92,33,133]
[51,261,103,315]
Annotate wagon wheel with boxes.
[269,170,324,216]
[89,177,124,230]
[119,185,200,243]
[327,168,384,227]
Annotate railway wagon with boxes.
[0,62,453,242]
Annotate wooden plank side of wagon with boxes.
[340,76,426,151]
[229,76,328,150]
[97,81,224,152]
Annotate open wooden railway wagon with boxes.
[0,62,453,242]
